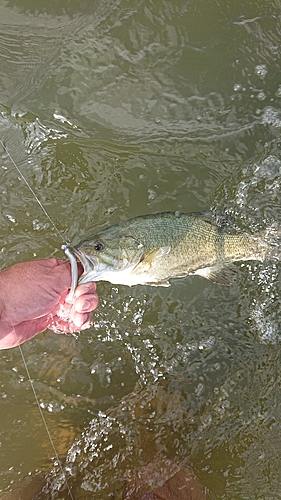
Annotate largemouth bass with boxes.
[68,210,279,288]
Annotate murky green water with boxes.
[1,0,281,498]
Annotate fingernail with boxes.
[81,300,91,311]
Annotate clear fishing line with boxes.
[0,138,65,243]
[19,345,75,500]
[0,138,78,298]
[0,139,75,499]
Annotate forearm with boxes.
[0,317,48,349]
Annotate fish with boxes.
[67,210,279,288]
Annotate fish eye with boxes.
[93,241,105,251]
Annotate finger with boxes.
[64,283,97,306]
[71,311,92,328]
[47,304,94,333]
[73,293,99,313]
[74,282,97,298]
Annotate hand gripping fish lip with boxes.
[75,248,99,284]
[62,244,96,300]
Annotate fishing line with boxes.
[0,139,74,498]
[0,138,78,297]
[19,345,75,500]
[0,138,65,243]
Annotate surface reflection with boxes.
[1,0,281,498]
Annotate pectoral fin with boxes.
[146,246,171,265]
[133,246,171,274]
[194,265,236,285]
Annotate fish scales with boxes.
[69,211,277,287]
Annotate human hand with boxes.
[0,258,98,349]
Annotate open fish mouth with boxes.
[62,244,97,299]
[72,247,97,275]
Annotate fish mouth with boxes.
[69,246,98,284]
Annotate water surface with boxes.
[1,1,281,498]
